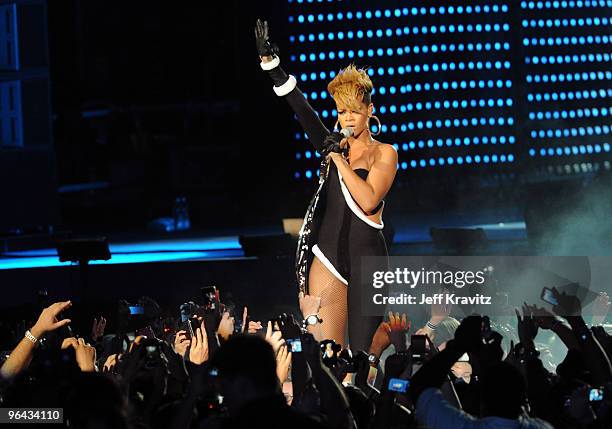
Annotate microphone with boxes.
[340,127,354,139]
[323,127,353,156]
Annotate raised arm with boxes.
[255,19,331,152]
[301,333,356,429]
[1,301,72,379]
[551,287,612,384]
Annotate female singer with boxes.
[255,20,397,357]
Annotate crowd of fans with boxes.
[0,285,610,428]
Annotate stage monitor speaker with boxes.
[56,237,111,264]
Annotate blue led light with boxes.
[522,0,612,8]
[523,16,609,27]
[528,88,612,102]
[289,1,607,176]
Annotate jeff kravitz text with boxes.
[372,293,492,305]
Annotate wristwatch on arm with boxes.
[302,314,323,330]
[368,353,380,367]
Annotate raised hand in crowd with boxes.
[31,300,72,339]
[201,303,222,356]
[216,311,235,341]
[265,320,285,355]
[173,330,190,358]
[276,313,302,341]
[276,344,292,384]
[1,300,72,379]
[91,316,106,342]
[62,337,97,372]
[247,320,263,333]
[516,303,540,348]
[102,353,119,373]
[388,311,410,351]
[551,286,582,318]
[239,306,261,334]
[528,302,581,350]
[369,321,392,358]
[188,320,208,365]
[299,291,321,318]
[528,303,555,329]
[299,291,323,339]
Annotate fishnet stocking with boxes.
[308,256,348,347]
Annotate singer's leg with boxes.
[346,231,387,354]
[307,256,348,346]
[346,275,382,354]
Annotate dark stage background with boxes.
[1,1,610,237]
[0,0,611,310]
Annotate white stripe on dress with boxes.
[337,169,384,229]
[312,244,349,285]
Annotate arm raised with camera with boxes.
[511,305,557,422]
[529,303,580,351]
[551,287,612,384]
[275,314,310,407]
[301,332,355,429]
[371,352,411,428]
[409,316,481,403]
[408,316,484,428]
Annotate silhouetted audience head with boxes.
[481,361,527,419]
[212,334,280,410]
[556,348,589,382]
[64,372,129,429]
[344,385,375,429]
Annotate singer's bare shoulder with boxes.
[372,141,399,167]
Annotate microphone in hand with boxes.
[321,128,353,157]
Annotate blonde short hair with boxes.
[327,64,373,112]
